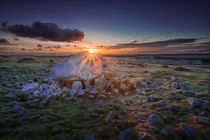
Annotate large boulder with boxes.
[49,52,105,81]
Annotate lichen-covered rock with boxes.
[120,127,138,140]
[188,99,201,107]
[22,83,39,94]
[147,114,164,124]
[49,52,105,80]
[72,81,82,91]
[180,123,198,136]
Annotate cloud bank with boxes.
[110,38,201,49]
[2,21,85,42]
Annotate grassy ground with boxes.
[0,57,210,140]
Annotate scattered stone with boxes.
[171,76,178,81]
[22,82,39,94]
[89,95,94,99]
[120,127,138,140]
[188,99,201,107]
[72,81,82,91]
[193,117,210,126]
[167,95,174,100]
[5,93,16,98]
[33,90,40,97]
[141,82,148,87]
[172,82,179,89]
[160,129,168,136]
[96,100,104,106]
[84,135,96,140]
[138,115,147,122]
[69,89,77,97]
[66,97,73,101]
[141,91,147,95]
[113,88,119,93]
[138,132,146,140]
[136,89,141,94]
[78,90,85,96]
[137,100,141,104]
[106,111,115,124]
[147,114,164,124]
[180,123,198,136]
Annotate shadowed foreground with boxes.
[0,55,210,140]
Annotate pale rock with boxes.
[49,52,105,80]
[78,90,85,96]
[22,83,39,94]
[72,81,82,91]
[33,91,40,97]
[69,89,77,97]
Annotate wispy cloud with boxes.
[109,38,202,49]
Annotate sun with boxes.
[88,49,95,54]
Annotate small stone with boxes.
[66,97,73,101]
[72,81,82,91]
[138,116,147,122]
[171,76,178,81]
[180,123,197,136]
[167,95,174,100]
[141,91,147,95]
[120,127,138,140]
[141,82,148,87]
[78,90,85,96]
[113,88,119,93]
[5,93,16,98]
[136,89,141,94]
[106,111,115,124]
[96,100,103,106]
[69,89,77,97]
[172,82,179,89]
[188,99,201,107]
[148,114,164,124]
[84,135,96,140]
[137,100,141,104]
[89,95,94,99]
[160,129,168,136]
[33,90,40,97]
[22,82,39,94]
[193,117,210,126]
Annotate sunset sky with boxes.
[0,0,210,55]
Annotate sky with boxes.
[0,0,210,55]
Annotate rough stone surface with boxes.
[22,83,39,94]
[120,127,138,140]
[49,52,105,80]
[148,114,164,124]
[72,81,83,91]
[180,123,198,136]
[188,99,201,107]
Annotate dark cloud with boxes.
[2,21,85,42]
[37,44,42,47]
[110,38,201,49]
[0,38,11,45]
